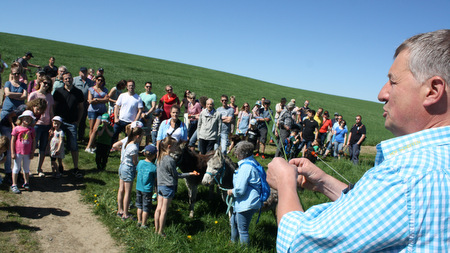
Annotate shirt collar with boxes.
[375,126,450,165]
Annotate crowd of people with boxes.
[0,50,367,242]
[4,29,447,251]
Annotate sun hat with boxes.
[52,116,63,123]
[19,110,36,120]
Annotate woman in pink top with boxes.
[28,75,54,177]
[186,92,202,139]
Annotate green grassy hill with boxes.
[0,32,393,144]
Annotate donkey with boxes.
[173,141,218,218]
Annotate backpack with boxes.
[241,160,270,202]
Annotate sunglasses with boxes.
[166,89,173,92]
[145,86,152,88]
[97,79,104,82]
[42,82,50,85]
[12,72,21,76]
[222,99,228,102]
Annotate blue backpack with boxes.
[241,160,270,202]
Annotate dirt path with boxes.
[16,157,122,253]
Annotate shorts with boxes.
[88,111,104,120]
[118,163,136,182]
[136,190,153,212]
[258,127,268,144]
[157,185,177,199]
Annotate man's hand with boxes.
[267,157,298,190]
[290,158,348,201]
[289,158,328,192]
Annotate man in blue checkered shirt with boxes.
[267,29,450,252]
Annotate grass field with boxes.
[0,33,386,252]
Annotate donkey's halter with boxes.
[206,162,227,187]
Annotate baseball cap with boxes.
[98,67,104,72]
[25,52,34,58]
[287,102,295,109]
[250,119,257,125]
[255,100,261,106]
[153,108,163,115]
[101,113,109,122]
[80,67,87,72]
[19,110,36,120]
[142,144,157,155]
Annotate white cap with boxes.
[52,116,63,123]
[19,110,36,120]
[130,121,144,129]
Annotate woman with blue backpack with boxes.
[227,141,268,244]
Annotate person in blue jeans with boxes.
[227,141,262,244]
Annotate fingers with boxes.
[267,158,298,190]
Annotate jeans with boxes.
[61,122,78,151]
[230,209,257,244]
[334,141,344,157]
[35,124,51,152]
[112,120,130,145]
[0,126,12,173]
[219,132,229,154]
[349,143,361,164]
[151,131,158,145]
[188,129,198,147]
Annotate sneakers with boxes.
[10,185,21,194]
[72,168,84,178]
[22,183,30,191]
[152,192,157,201]
[85,148,95,154]
[255,153,260,157]
[261,154,266,159]
[37,168,45,177]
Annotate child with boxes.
[96,113,114,170]
[0,136,10,185]
[154,136,199,237]
[312,139,320,152]
[49,116,65,178]
[246,119,260,149]
[10,110,36,194]
[285,129,301,160]
[113,121,143,220]
[135,144,157,228]
[151,109,163,144]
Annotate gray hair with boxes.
[395,29,450,84]
[235,141,254,160]
[207,98,214,104]
[58,65,67,72]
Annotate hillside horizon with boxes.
[0,32,392,145]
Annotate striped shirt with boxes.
[277,126,450,252]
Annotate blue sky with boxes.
[2,0,449,102]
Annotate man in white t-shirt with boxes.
[112,80,143,144]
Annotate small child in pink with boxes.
[10,110,36,194]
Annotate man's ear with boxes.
[423,76,447,108]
